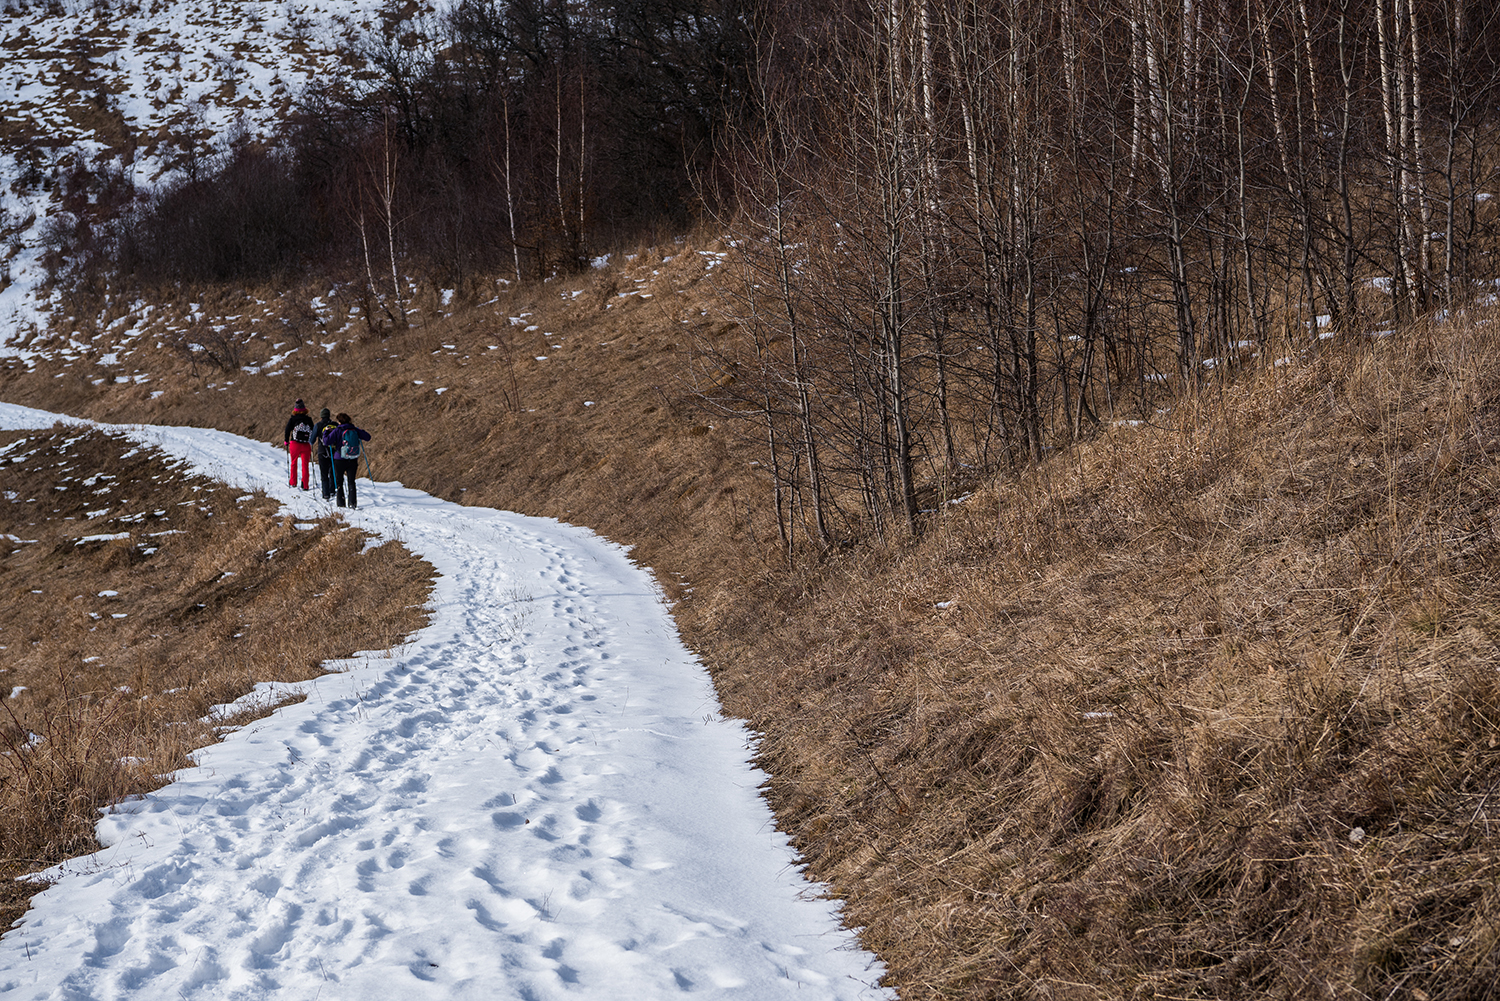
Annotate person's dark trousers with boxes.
[333,458,359,508]
[318,456,335,500]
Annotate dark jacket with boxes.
[284,412,314,445]
[311,418,338,460]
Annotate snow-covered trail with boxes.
[0,404,892,1001]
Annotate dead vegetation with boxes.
[0,426,432,930]
[2,245,1499,997]
[695,317,1500,999]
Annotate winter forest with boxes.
[54,0,1498,550]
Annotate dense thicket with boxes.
[698,0,1500,550]
[117,146,321,284]
[107,0,752,288]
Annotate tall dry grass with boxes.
[0,427,432,929]
[3,244,1499,997]
[688,315,1500,999]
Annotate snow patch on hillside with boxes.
[1,0,392,344]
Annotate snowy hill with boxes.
[0,6,897,997]
[1,0,394,337]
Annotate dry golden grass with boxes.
[693,317,1500,999]
[0,426,432,930]
[3,246,1499,998]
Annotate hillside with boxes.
[5,0,1500,997]
[0,406,892,999]
[0,422,433,929]
[3,251,1500,999]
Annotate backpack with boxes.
[338,427,362,460]
[290,422,312,444]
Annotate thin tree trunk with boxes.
[503,93,522,285]
[381,117,403,323]
[555,72,570,263]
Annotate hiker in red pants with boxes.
[283,399,315,490]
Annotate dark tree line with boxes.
[696,0,1500,551]
[105,0,752,290]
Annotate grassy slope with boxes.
[3,252,1499,998]
[0,425,432,929]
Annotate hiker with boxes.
[310,407,338,500]
[283,399,315,491]
[323,412,371,509]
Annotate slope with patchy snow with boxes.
[0,402,892,1001]
[1,0,391,338]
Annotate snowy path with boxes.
[0,404,892,1001]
